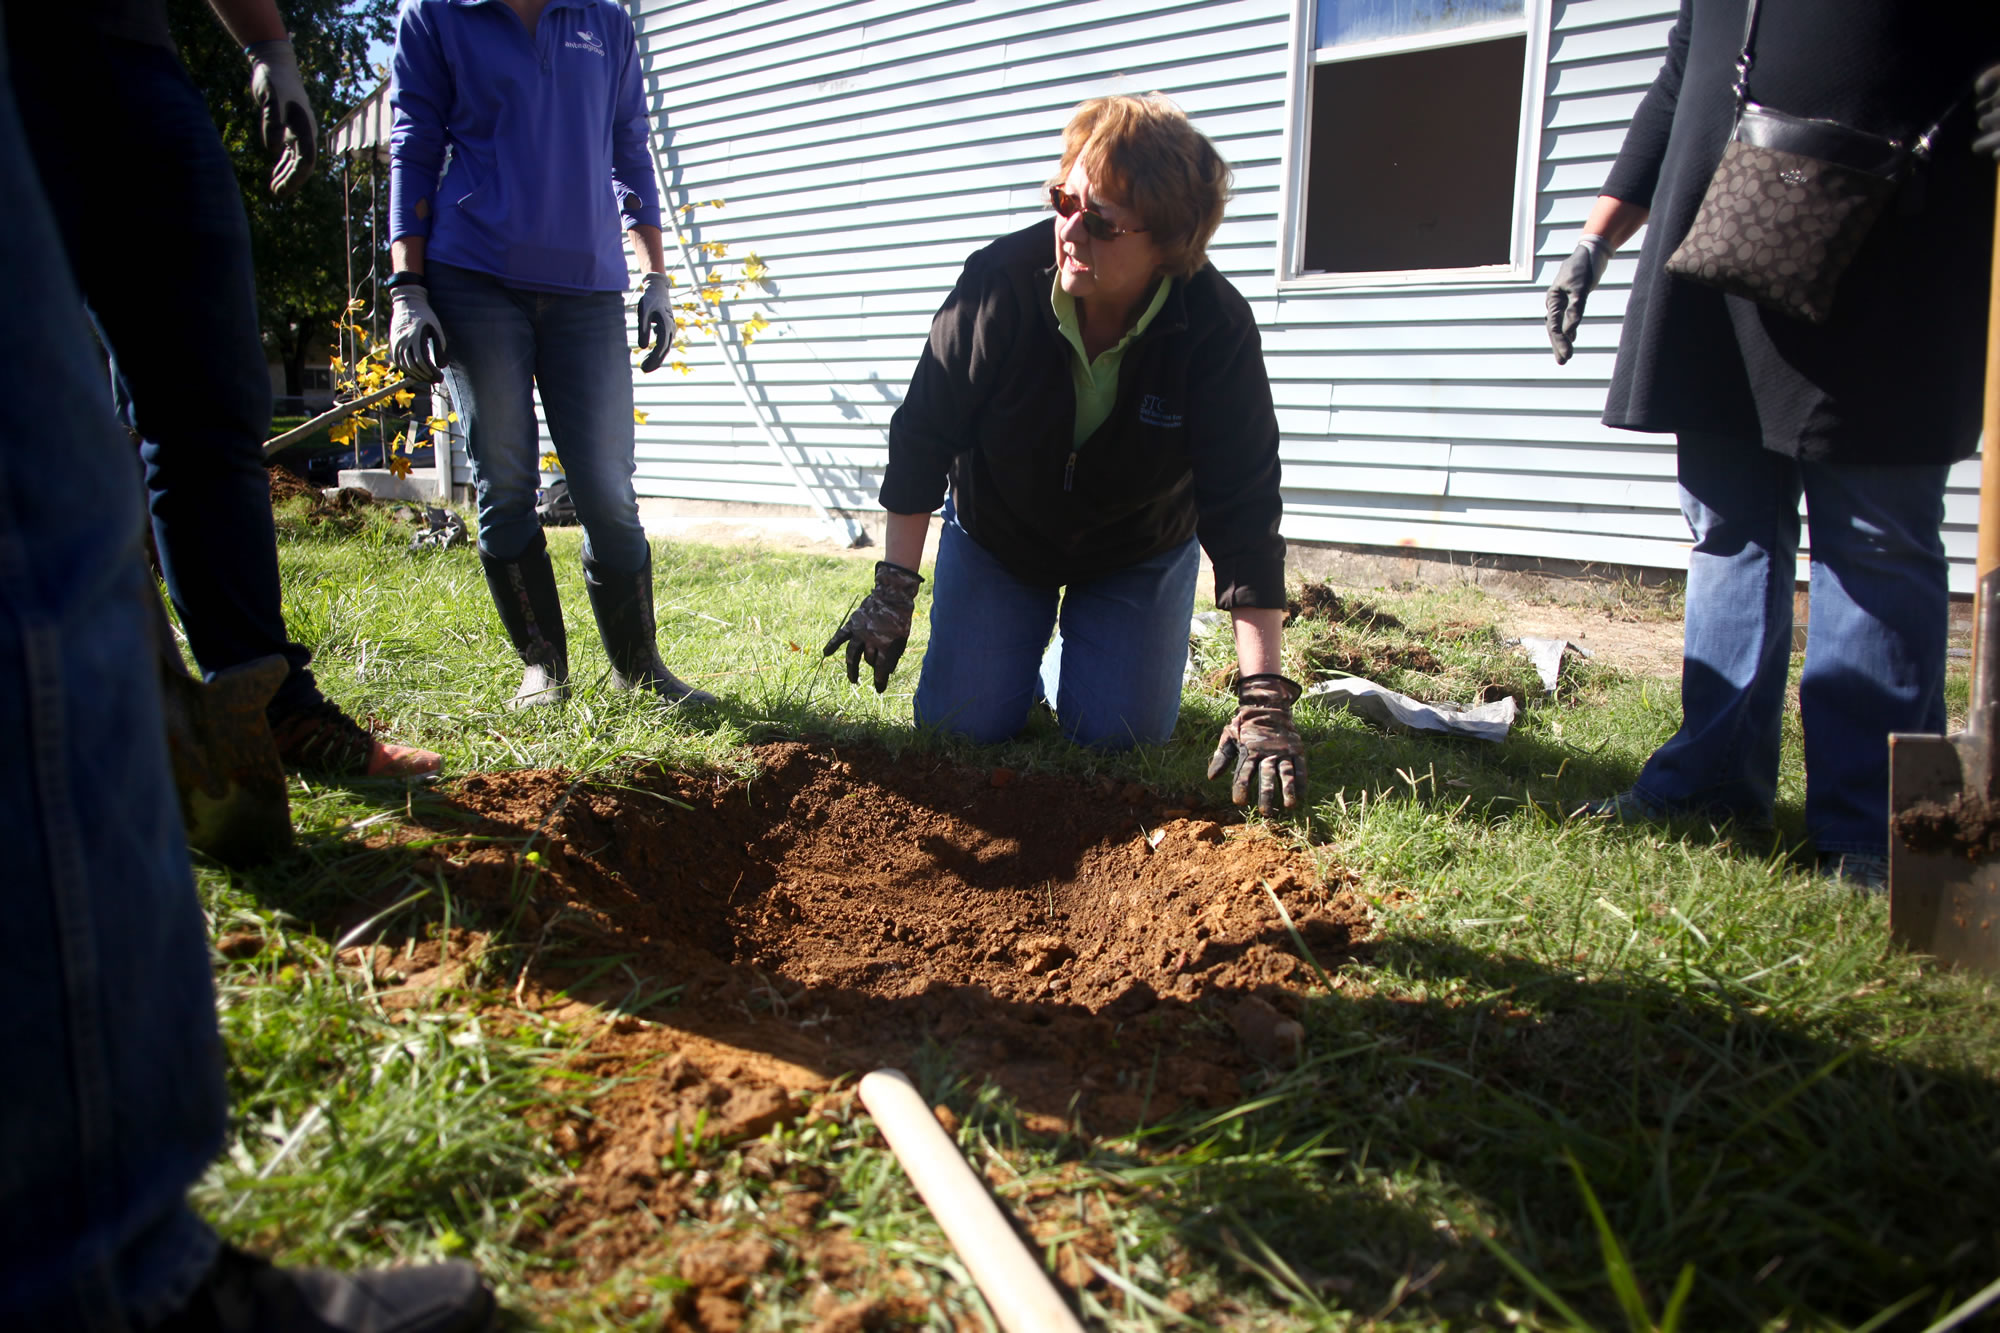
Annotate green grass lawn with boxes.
[186,498,2000,1330]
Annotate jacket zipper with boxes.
[1063,451,1077,492]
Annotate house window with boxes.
[303,368,332,392]
[1283,0,1546,285]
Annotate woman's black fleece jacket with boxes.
[878,219,1288,610]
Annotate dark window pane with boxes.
[1303,34,1525,273]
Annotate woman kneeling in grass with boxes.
[824,94,1305,812]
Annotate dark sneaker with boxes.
[269,699,442,779]
[1572,788,1772,832]
[1571,789,1673,823]
[150,1244,494,1332]
[1821,851,1888,892]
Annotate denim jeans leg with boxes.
[531,289,650,572]
[7,32,318,714]
[0,31,226,1328]
[914,512,1059,743]
[1051,536,1201,749]
[1633,432,1799,820]
[429,263,545,562]
[1796,461,1950,857]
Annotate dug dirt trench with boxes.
[346,742,1365,1311]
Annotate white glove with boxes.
[1545,234,1611,365]
[244,38,317,196]
[390,285,449,383]
[635,272,672,372]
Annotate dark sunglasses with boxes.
[1048,186,1148,241]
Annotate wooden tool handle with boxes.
[1978,170,2000,584]
[858,1069,1085,1333]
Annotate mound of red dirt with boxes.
[351,742,1363,1301]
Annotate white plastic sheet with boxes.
[1304,676,1518,742]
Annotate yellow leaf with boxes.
[388,454,412,478]
[392,390,414,408]
[633,409,649,424]
[741,252,769,283]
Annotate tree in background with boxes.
[169,0,394,402]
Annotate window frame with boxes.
[1275,0,1552,292]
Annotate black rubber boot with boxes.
[582,545,717,707]
[479,532,569,709]
[149,1243,494,1332]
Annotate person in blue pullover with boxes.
[387,0,714,710]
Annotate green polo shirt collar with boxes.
[1051,274,1173,449]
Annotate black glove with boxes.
[1976,65,2000,162]
[1207,673,1307,814]
[823,561,923,692]
[636,273,672,373]
[1545,235,1610,365]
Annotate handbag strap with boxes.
[1732,0,1971,163]
[1730,0,1762,116]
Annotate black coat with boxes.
[880,221,1288,609]
[1601,0,2000,465]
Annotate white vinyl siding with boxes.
[624,0,1983,593]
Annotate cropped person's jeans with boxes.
[7,22,320,715]
[1633,431,1950,857]
[915,502,1201,749]
[0,20,229,1326]
[427,262,651,571]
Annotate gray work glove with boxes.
[1976,65,2000,161]
[1207,673,1307,814]
[636,272,672,373]
[823,561,922,692]
[390,284,449,383]
[1545,234,1610,365]
[244,39,317,196]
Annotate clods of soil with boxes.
[351,743,1364,1300]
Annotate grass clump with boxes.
[173,495,2000,1330]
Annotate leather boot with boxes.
[480,532,569,708]
[582,545,718,707]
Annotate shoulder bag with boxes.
[1664,0,1962,324]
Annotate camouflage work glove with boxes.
[1976,65,2000,161]
[823,561,923,692]
[1207,673,1307,813]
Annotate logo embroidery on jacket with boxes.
[566,29,606,55]
[1139,394,1183,428]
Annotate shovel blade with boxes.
[1888,731,2000,973]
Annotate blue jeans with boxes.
[1634,432,1950,856]
[428,262,650,569]
[915,505,1200,748]
[0,23,228,1328]
[7,24,319,715]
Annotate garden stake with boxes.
[857,1068,1086,1333]
[1886,171,2000,972]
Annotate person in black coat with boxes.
[1544,0,2000,884]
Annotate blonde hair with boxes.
[1049,94,1232,276]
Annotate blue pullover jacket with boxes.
[388,0,662,294]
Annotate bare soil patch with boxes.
[327,743,1362,1308]
[1501,608,1684,679]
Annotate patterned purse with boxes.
[1664,0,1958,324]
